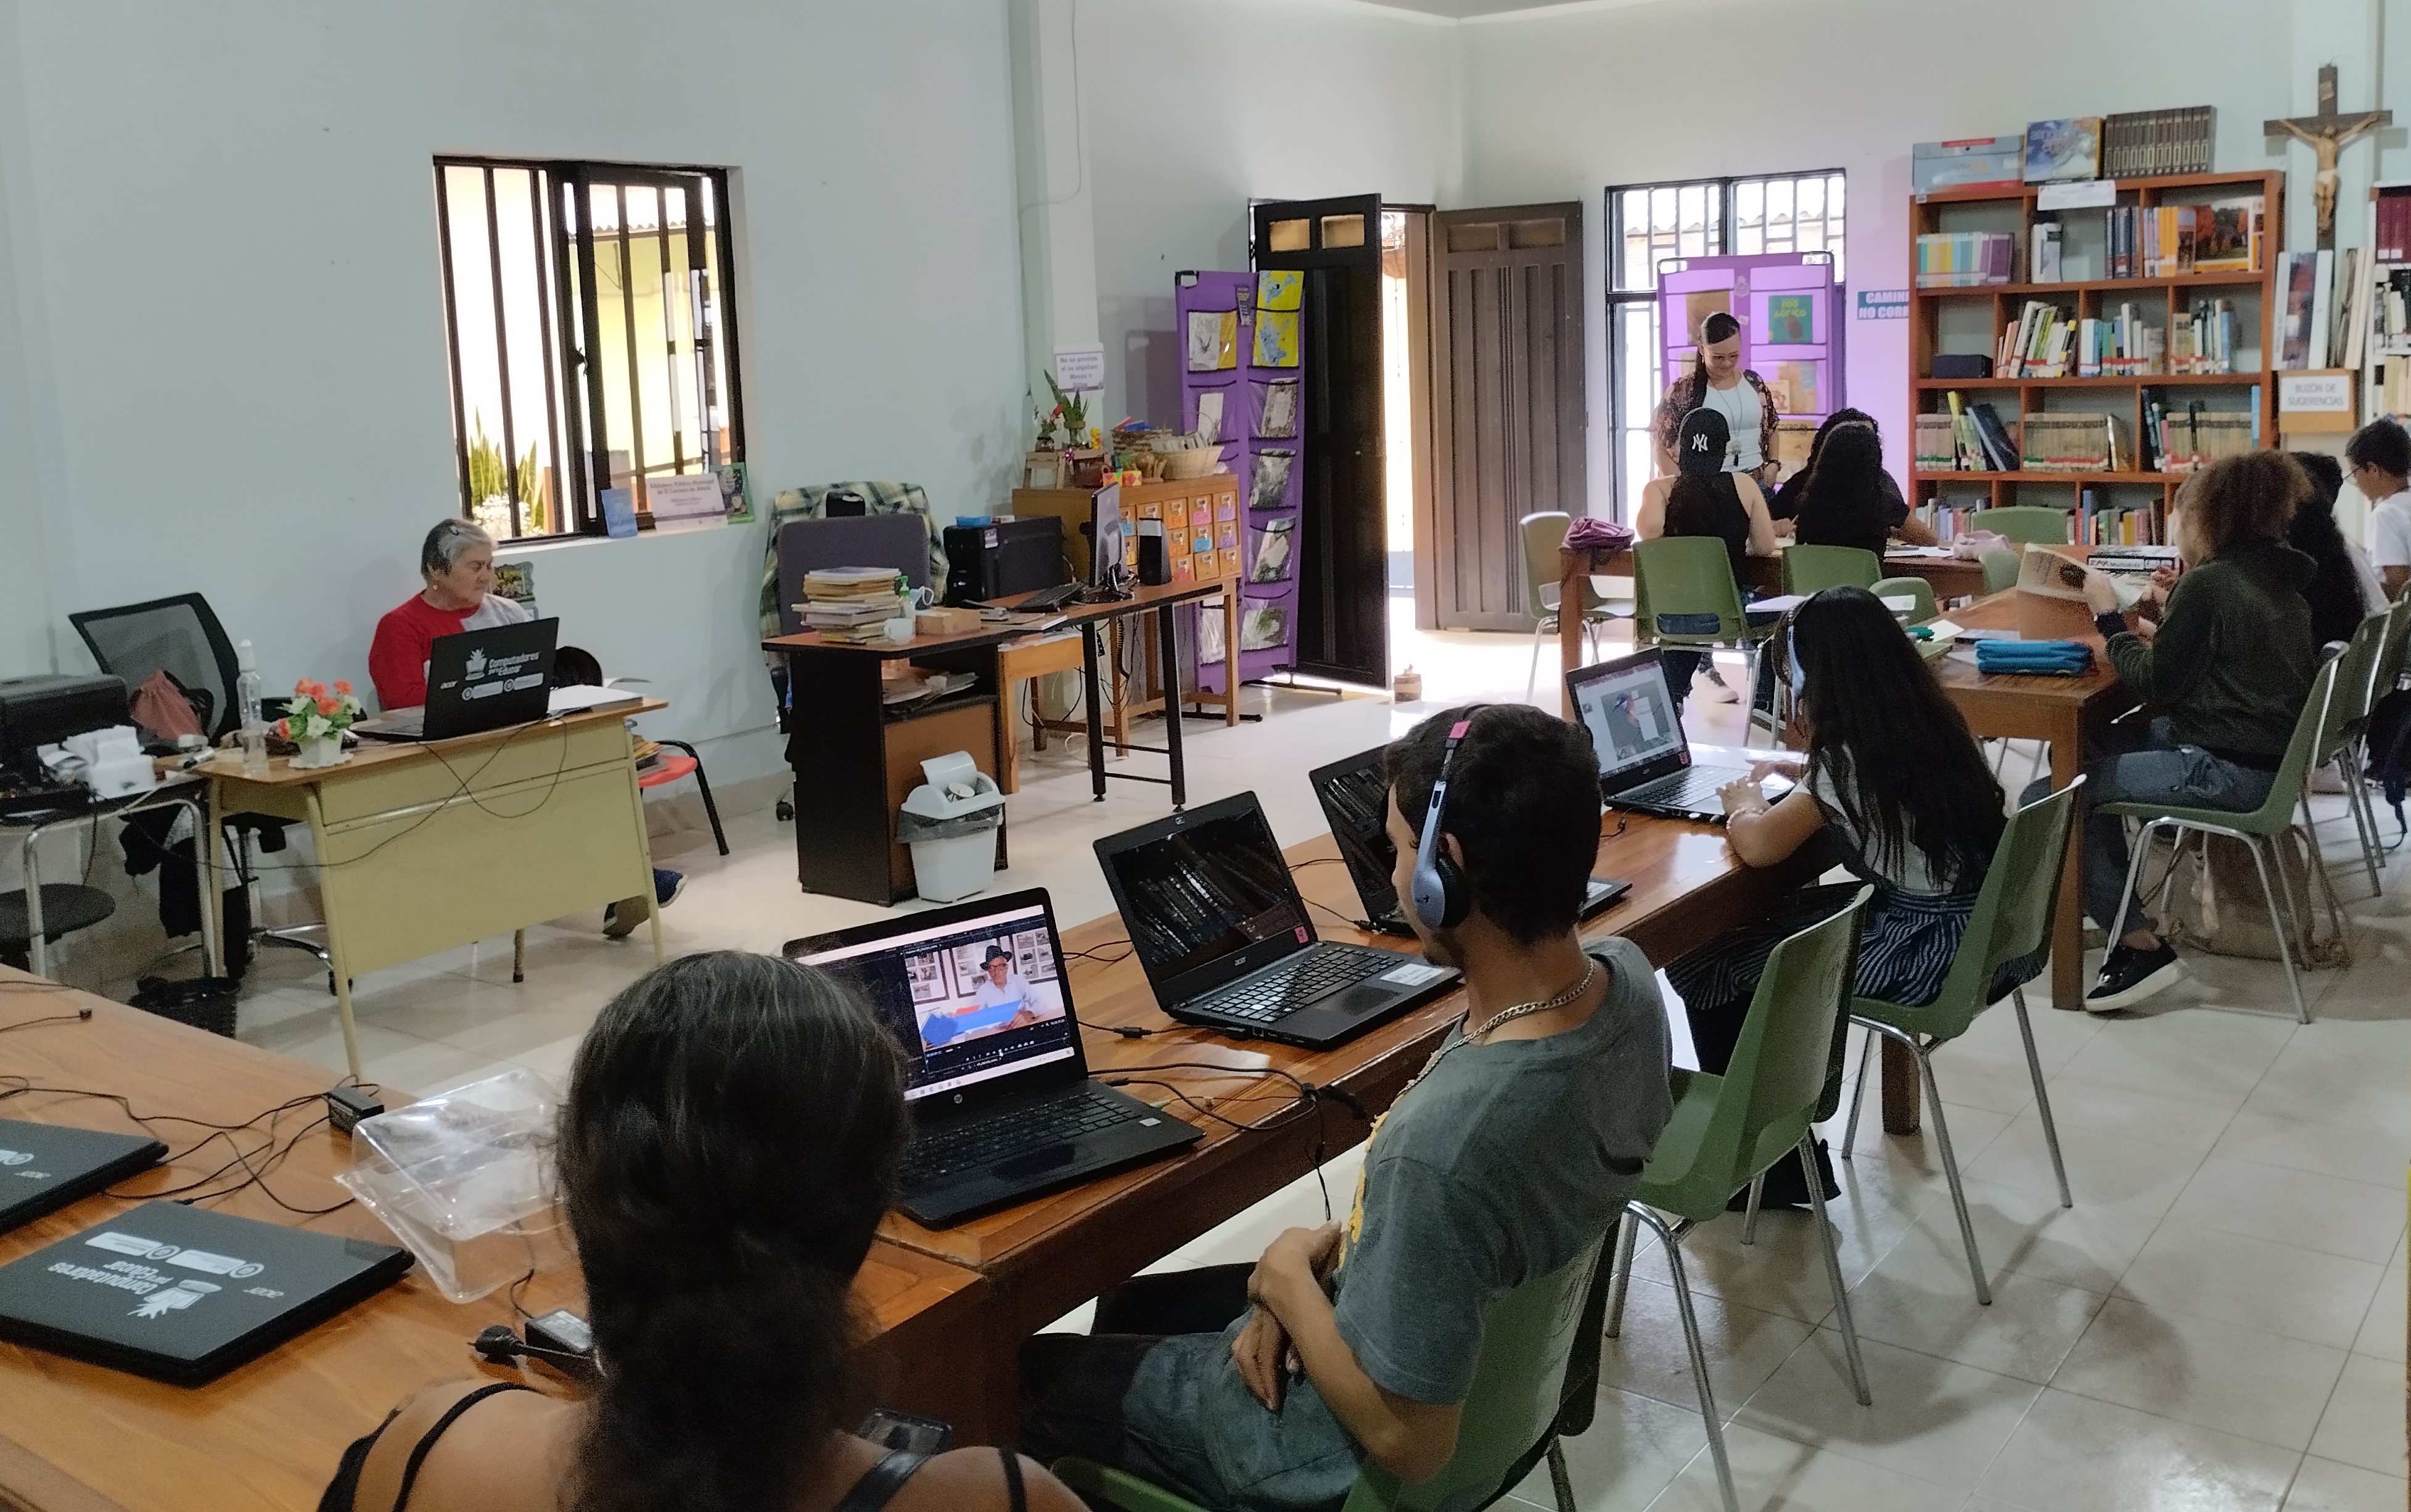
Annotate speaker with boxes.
[1135,519,1171,586]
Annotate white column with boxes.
[1008,0,1103,442]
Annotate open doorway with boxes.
[1382,208,1433,640]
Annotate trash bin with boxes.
[897,750,1005,903]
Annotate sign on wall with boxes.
[1855,289,1909,319]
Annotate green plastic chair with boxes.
[1633,535,1775,744]
[1052,1236,1609,1512]
[1841,780,2084,1307]
[1781,544,1883,595]
[2308,610,2391,897]
[1978,548,2023,594]
[1870,574,1939,624]
[1971,506,2071,545]
[1604,887,1875,1512]
[2100,654,2345,1026]
[1521,511,1627,701]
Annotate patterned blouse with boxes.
[1652,368,1783,472]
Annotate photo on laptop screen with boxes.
[1572,658,1685,779]
[1103,805,1310,983]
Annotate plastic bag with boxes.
[897,805,1004,844]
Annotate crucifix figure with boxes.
[2267,64,2391,250]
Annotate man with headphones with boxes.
[1021,705,1673,1511]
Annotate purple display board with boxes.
[1656,252,1846,425]
[1177,270,1304,692]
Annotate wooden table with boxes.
[871,807,1826,1443]
[201,703,670,1081]
[0,971,987,1512]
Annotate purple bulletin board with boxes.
[1178,269,1304,692]
[1656,252,1846,424]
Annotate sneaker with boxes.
[1699,665,1741,704]
[653,868,686,908]
[2086,939,2182,1013]
[604,871,685,940]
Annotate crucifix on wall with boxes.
[2266,64,2390,250]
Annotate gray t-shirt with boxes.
[1123,938,1674,1510]
[1703,379,1765,472]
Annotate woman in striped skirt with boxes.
[1666,586,2012,1207]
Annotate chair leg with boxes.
[1911,1037,1992,1305]
[1527,617,1551,704]
[2101,817,2161,962]
[657,740,729,857]
[2343,757,2384,895]
[1545,1439,1576,1512]
[511,929,526,985]
[2244,836,2312,1025]
[1840,1024,1875,1160]
[1628,1206,1736,1512]
[1739,1173,1765,1244]
[2011,988,2072,1209]
[1800,1136,1872,1407]
[1604,1206,1638,1339]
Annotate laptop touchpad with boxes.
[993,1143,1078,1180]
[1327,984,1395,1017]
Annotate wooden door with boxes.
[1254,194,1389,688]
[1428,203,1587,632]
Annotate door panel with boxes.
[1429,202,1587,633]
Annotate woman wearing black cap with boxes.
[1637,406,1778,709]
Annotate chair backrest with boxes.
[1979,548,2023,595]
[2227,651,2343,834]
[1342,1238,1606,1512]
[773,516,931,636]
[1633,536,1746,639]
[2372,591,2411,707]
[1781,544,1882,596]
[2320,610,2389,756]
[1519,511,1571,622]
[1870,574,1939,624]
[757,481,942,639]
[1921,779,2084,1029]
[67,594,242,740]
[1971,506,2072,546]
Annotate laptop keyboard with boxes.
[1209,948,1390,1024]
[1624,767,1741,813]
[901,1088,1138,1185]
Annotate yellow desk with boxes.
[202,702,669,1077]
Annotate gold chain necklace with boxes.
[1394,957,1600,1106]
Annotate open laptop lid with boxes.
[1567,647,1693,795]
[785,889,1087,1116]
[1092,791,1316,1009]
[424,618,559,739]
[1307,746,1401,926]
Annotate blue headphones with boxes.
[1409,715,1477,931]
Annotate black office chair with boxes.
[68,593,333,985]
[768,514,934,822]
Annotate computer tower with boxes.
[943,517,1067,604]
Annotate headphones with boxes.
[1786,620,1807,707]
[1409,715,1477,931]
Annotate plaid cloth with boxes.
[757,481,947,641]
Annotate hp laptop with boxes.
[0,1119,166,1236]
[1093,792,1459,1048]
[787,889,1199,1229]
[1568,648,1788,824]
[354,618,559,742]
[1307,746,1630,938]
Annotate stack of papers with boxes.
[797,567,909,644]
[881,671,976,706]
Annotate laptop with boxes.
[1092,792,1460,1049]
[1568,648,1789,824]
[354,618,560,742]
[0,1199,411,1384]
[787,889,1200,1229]
[0,1119,166,1236]
[1307,746,1630,938]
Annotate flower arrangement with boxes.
[1037,370,1096,451]
[277,679,363,744]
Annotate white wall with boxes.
[0,0,1031,786]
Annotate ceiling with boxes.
[1353,0,1669,18]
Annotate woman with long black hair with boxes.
[1776,417,1938,552]
[323,951,1082,1512]
[2287,450,2383,644]
[1636,406,1778,709]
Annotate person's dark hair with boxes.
[1789,587,2003,884]
[1683,311,1744,396]
[1386,704,1600,946]
[2177,450,2305,562]
[2346,417,2411,480]
[2287,450,2372,643]
[1809,408,1879,455]
[1664,407,1736,542]
[561,951,908,1512]
[1791,422,1891,551]
[2293,450,2344,503]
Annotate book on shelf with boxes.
[1916,393,2018,472]
[2377,188,2411,265]
[1913,413,1961,472]
[2193,197,2264,273]
[2076,488,2168,546]
[2309,250,2336,372]
[2030,221,2063,283]
[2338,248,2370,372]
[2143,206,2198,277]
[1915,231,2013,287]
[2277,252,2321,369]
[2020,411,2129,472]
[2101,107,2215,178]
[2166,298,2240,374]
[2148,403,2254,472]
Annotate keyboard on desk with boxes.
[901,1088,1138,1185]
[1204,946,1390,1024]
[1616,766,1748,816]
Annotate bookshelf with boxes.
[2359,180,2411,424]
[1907,170,2284,543]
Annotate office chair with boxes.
[768,513,935,821]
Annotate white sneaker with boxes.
[1699,666,1741,704]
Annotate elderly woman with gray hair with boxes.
[369,517,683,937]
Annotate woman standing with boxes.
[1652,311,1781,487]
[1636,408,1778,710]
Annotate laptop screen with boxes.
[1099,801,1311,984]
[1310,747,1399,919]
[794,898,1077,1103]
[1572,654,1686,782]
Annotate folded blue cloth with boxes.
[1974,638,2095,675]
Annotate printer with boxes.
[943,517,1067,606]
[0,675,128,778]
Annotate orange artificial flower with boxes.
[273,718,289,738]
[307,681,327,697]
[294,680,310,696]
[315,696,338,716]
[332,680,353,696]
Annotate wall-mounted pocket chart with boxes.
[1654,252,1846,425]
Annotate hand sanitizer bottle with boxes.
[236,640,270,776]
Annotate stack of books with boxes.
[2148,406,2256,473]
[2078,492,2168,546]
[1914,231,2013,287]
[2101,107,2216,178]
[2021,413,2129,473]
[1918,394,2018,472]
[2101,196,2261,280]
[1912,503,1989,544]
[2166,300,2241,374]
[797,567,909,644]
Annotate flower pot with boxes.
[290,735,349,770]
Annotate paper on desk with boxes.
[1884,546,1955,557]
[548,686,643,715]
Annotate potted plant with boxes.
[278,679,364,768]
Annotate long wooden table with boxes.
[871,807,1826,1443]
[0,972,985,1512]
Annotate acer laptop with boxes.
[1307,746,1630,938]
[354,618,559,742]
[1092,791,1459,1049]
[787,889,1199,1229]
[1568,648,1788,824]
[0,1119,165,1236]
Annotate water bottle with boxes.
[236,640,270,776]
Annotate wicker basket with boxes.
[1157,449,1225,480]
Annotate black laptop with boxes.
[0,1200,411,1384]
[1093,792,1460,1048]
[1306,746,1630,939]
[355,618,560,742]
[1568,648,1789,824]
[0,1119,165,1236]
[787,889,1200,1229]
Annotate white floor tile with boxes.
[2115,1223,2388,1350]
[2161,1155,2405,1267]
[1974,1387,2300,1512]
[2306,1350,2411,1478]
[1889,1175,2161,1298]
[2351,1269,2405,1363]
[1961,1111,2206,1219]
[1504,1387,1711,1512]
[1834,1235,2106,1384]
[1641,1418,1967,1512]
[2283,1455,2410,1512]
[1733,1332,2042,1493]
[2052,1297,2349,1452]
[1601,1277,1816,1420]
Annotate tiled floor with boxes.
[218,605,2406,1512]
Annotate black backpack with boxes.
[2365,687,2411,844]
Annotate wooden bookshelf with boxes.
[1908,170,2284,532]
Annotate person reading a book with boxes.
[2288,451,2385,644]
[1637,406,1779,711]
[1652,311,1780,487]
[1018,704,1673,1512]
[2346,418,2411,601]
[322,951,1085,1512]
[2045,451,2317,1012]
[1767,413,1939,551]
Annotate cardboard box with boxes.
[1913,136,2025,195]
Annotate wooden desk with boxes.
[201,704,669,1081]
[0,971,985,1512]
[873,809,1824,1442]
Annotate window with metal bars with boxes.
[433,158,746,540]
[1604,170,1842,520]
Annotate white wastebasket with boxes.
[897,751,1005,903]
